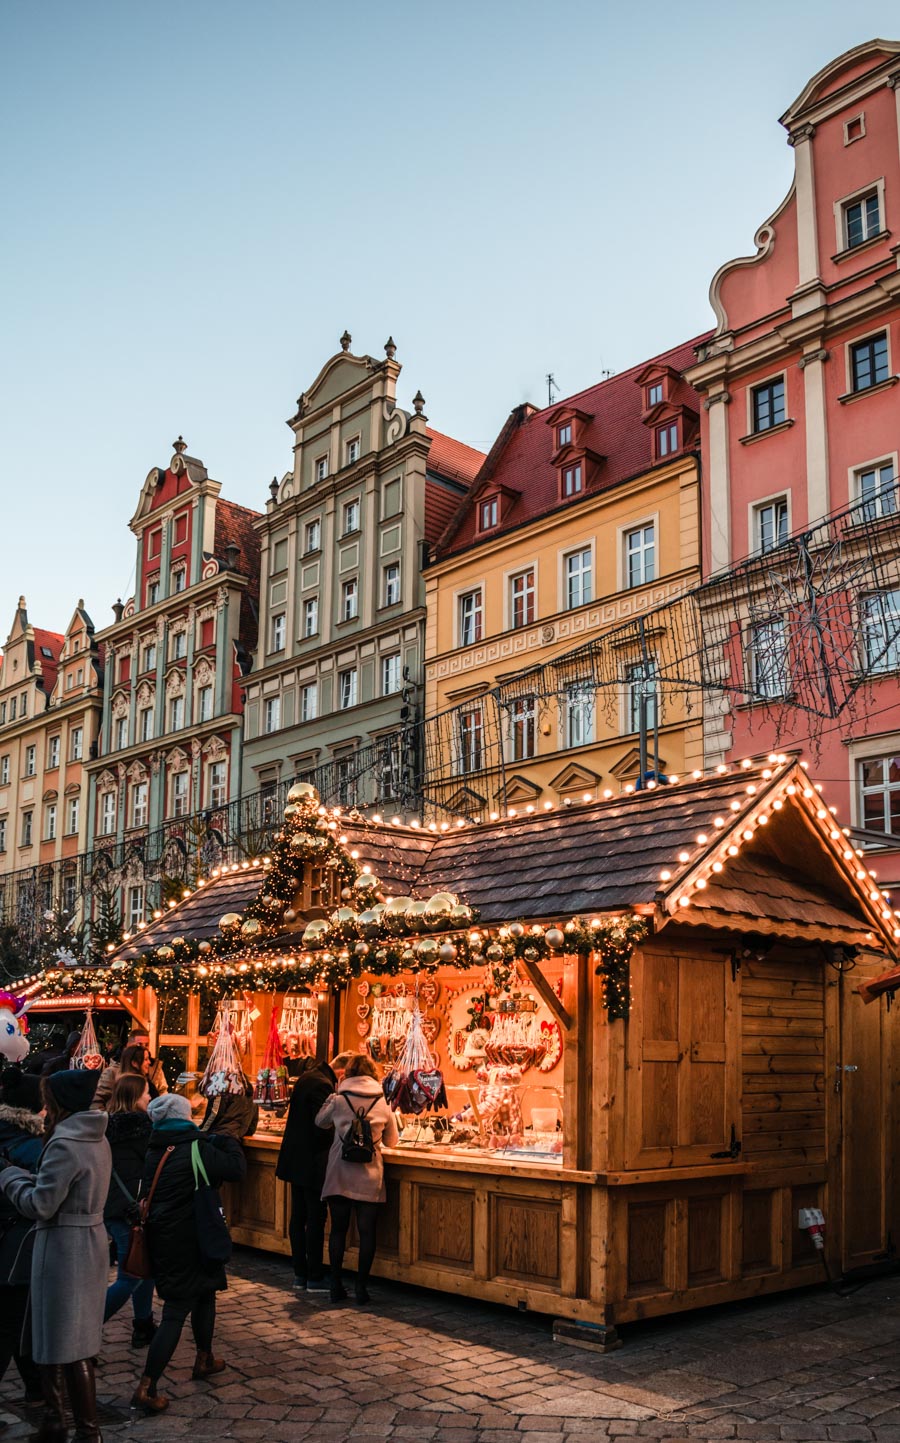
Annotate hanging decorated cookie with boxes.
[357,980,370,998]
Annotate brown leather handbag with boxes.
[123,1145,173,1280]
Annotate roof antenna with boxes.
[546,372,559,406]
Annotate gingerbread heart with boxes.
[357,980,370,997]
[411,1068,444,1104]
[356,1021,370,1037]
[422,1016,440,1044]
[356,1003,370,1020]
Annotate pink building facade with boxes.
[686,39,900,882]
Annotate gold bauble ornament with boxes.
[354,941,370,957]
[384,896,411,917]
[424,894,453,929]
[353,872,379,893]
[171,936,186,947]
[219,913,242,931]
[198,941,212,954]
[241,918,262,938]
[330,907,357,928]
[406,900,428,929]
[416,937,439,964]
[509,922,525,939]
[401,947,417,964]
[302,919,328,949]
[357,909,381,938]
[156,945,175,961]
[283,908,297,924]
[430,891,458,909]
[486,943,504,962]
[545,927,565,951]
[439,941,457,963]
[283,804,299,820]
[287,781,319,805]
[450,903,473,925]
[290,834,314,851]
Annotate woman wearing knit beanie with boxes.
[0,1068,110,1443]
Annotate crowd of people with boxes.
[0,1032,397,1441]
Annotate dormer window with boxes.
[557,423,572,448]
[479,497,498,531]
[562,464,583,497]
[647,382,663,407]
[656,422,679,459]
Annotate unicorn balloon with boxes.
[0,991,32,1064]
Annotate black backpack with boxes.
[340,1092,379,1164]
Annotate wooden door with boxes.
[626,948,740,1169]
[840,965,894,1272]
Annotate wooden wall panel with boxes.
[687,1195,725,1286]
[492,1198,561,1284]
[626,1201,669,1296]
[741,1189,778,1275]
[741,956,826,1167]
[416,1186,474,1268]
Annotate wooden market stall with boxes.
[76,759,900,1348]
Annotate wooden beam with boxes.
[519,952,573,1031]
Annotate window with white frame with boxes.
[300,682,318,722]
[264,696,281,734]
[131,782,148,828]
[479,497,498,531]
[271,614,286,651]
[0,818,6,852]
[7,699,14,722]
[62,873,76,915]
[749,619,789,698]
[336,754,358,807]
[127,885,144,930]
[339,668,357,710]
[139,707,154,742]
[303,596,319,637]
[456,707,484,774]
[101,790,116,836]
[510,569,536,629]
[142,642,157,673]
[0,756,7,786]
[65,796,79,835]
[172,632,187,661]
[851,332,889,392]
[198,685,213,722]
[147,579,160,606]
[557,423,572,448]
[383,564,401,607]
[625,524,655,588]
[863,591,900,674]
[563,464,583,497]
[843,190,881,249]
[858,755,900,834]
[342,499,360,534]
[754,496,789,553]
[171,770,189,817]
[0,703,5,724]
[565,681,595,748]
[114,716,128,750]
[565,549,592,609]
[346,437,360,465]
[507,696,536,761]
[382,654,402,696]
[459,589,483,646]
[751,378,786,433]
[21,811,32,847]
[171,566,187,594]
[45,803,57,841]
[304,519,321,553]
[656,422,678,458]
[855,461,897,521]
[625,660,659,734]
[377,737,400,802]
[24,746,35,778]
[341,578,359,621]
[315,456,329,483]
[48,736,60,769]
[70,726,83,761]
[169,696,184,732]
[647,382,663,407]
[209,760,227,809]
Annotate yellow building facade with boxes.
[424,339,708,818]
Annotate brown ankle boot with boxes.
[29,1365,66,1443]
[129,1376,168,1414]
[191,1351,226,1380]
[63,1359,101,1443]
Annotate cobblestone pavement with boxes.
[3,1249,900,1442]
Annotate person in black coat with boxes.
[131,1092,246,1415]
[275,1059,337,1291]
[0,1066,43,1409]
[103,1073,156,1346]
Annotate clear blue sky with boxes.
[2,0,898,633]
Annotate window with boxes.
[508,696,536,761]
[198,685,213,722]
[66,674,74,691]
[0,704,5,725]
[647,383,663,407]
[171,771,189,817]
[142,643,157,673]
[346,437,360,465]
[0,818,6,852]
[856,461,897,521]
[101,791,116,836]
[0,756,8,785]
[48,736,60,769]
[199,618,214,649]
[563,464,583,497]
[131,780,148,828]
[749,619,789,698]
[557,423,572,448]
[66,797,79,835]
[341,579,359,621]
[459,589,483,646]
[45,804,57,841]
[169,696,184,732]
[19,692,26,715]
[626,661,659,734]
[844,191,881,249]
[510,569,535,629]
[625,525,655,588]
[8,699,15,722]
[117,654,130,685]
[21,811,32,847]
[315,456,329,483]
[656,422,679,458]
[147,579,160,606]
[272,536,289,573]
[751,377,786,433]
[304,519,321,553]
[863,591,900,675]
[114,716,128,750]
[565,682,595,748]
[336,755,358,807]
[209,761,227,809]
[271,614,286,652]
[383,564,401,607]
[382,654,402,696]
[479,497,498,530]
[24,746,36,778]
[457,708,484,774]
[171,566,186,594]
[139,707,154,742]
[70,726,83,761]
[377,738,400,803]
[172,632,187,661]
[339,669,357,710]
[858,756,900,834]
[565,549,592,609]
[342,499,360,534]
[127,885,144,930]
[851,333,889,392]
[754,497,789,553]
[303,597,319,638]
[264,697,281,734]
[300,683,318,722]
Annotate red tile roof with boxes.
[433,332,712,558]
[425,428,485,487]
[33,628,64,698]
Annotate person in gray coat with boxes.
[0,1069,111,1443]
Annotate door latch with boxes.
[710,1123,742,1160]
[834,1064,858,1094]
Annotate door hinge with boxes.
[711,1123,742,1160]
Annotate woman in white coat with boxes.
[315,1054,398,1304]
[0,1069,110,1443]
